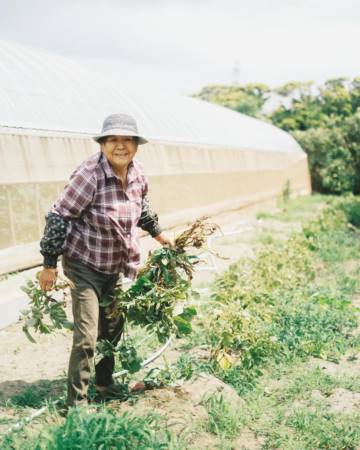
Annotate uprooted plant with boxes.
[97,218,219,372]
[20,278,73,343]
[104,219,219,339]
[20,217,219,374]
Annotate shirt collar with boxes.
[127,160,142,184]
[100,152,116,179]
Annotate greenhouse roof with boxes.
[0,39,304,154]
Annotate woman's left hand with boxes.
[154,232,173,247]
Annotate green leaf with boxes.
[123,358,142,374]
[22,326,36,343]
[178,306,197,321]
[173,316,192,335]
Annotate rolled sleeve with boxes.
[40,167,96,268]
[137,177,162,237]
[40,212,68,268]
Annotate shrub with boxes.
[293,127,356,194]
[336,196,360,228]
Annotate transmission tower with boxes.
[232,59,240,85]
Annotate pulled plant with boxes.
[97,218,219,371]
[101,218,219,344]
[20,278,73,343]
[21,218,219,375]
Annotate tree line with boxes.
[194,78,360,195]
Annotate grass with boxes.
[191,195,360,448]
[260,409,360,450]
[315,229,360,262]
[200,199,360,394]
[8,385,53,409]
[283,366,360,400]
[1,194,359,450]
[204,394,244,440]
[213,361,360,450]
[269,291,357,361]
[285,407,360,450]
[1,407,186,450]
[256,193,325,222]
[0,380,65,410]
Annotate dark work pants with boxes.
[62,256,124,407]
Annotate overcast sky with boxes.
[1,0,359,95]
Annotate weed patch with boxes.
[202,203,359,394]
[285,407,360,450]
[284,366,360,400]
[204,394,244,440]
[0,407,182,450]
[2,381,60,409]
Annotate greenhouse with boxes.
[0,39,310,273]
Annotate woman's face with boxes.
[101,135,138,171]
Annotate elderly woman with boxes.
[39,113,170,408]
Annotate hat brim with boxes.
[93,129,148,145]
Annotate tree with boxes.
[350,77,360,112]
[342,112,360,194]
[270,81,328,131]
[193,77,360,195]
[319,77,353,121]
[293,127,356,194]
[193,83,270,118]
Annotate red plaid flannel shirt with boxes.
[45,152,159,278]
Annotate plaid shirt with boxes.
[40,151,161,279]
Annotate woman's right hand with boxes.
[39,268,58,291]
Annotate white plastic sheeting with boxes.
[0,39,304,154]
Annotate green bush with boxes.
[337,196,360,228]
[343,112,360,193]
[347,201,360,228]
[293,127,356,194]
[193,78,360,195]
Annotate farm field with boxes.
[0,194,360,450]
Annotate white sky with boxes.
[1,0,359,95]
